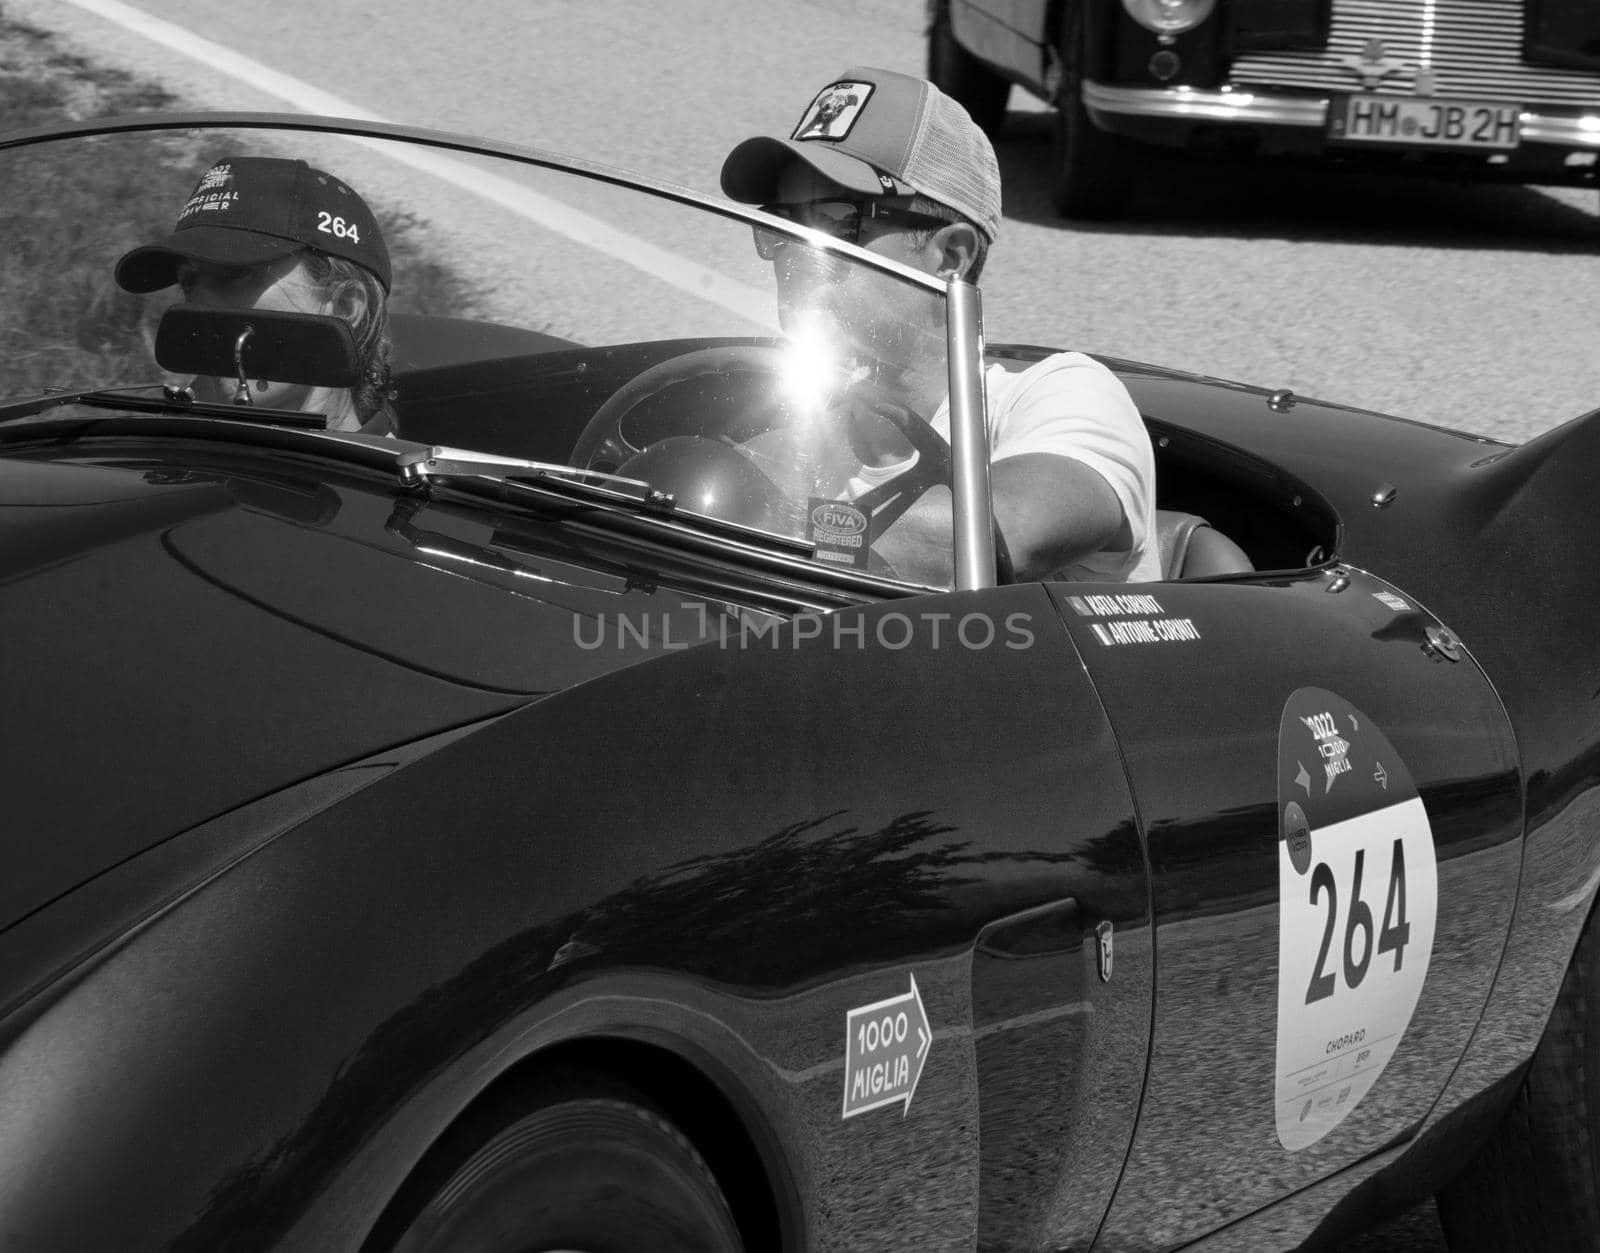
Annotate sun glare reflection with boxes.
[776,309,868,420]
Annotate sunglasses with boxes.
[751,198,954,259]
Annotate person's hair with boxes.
[903,193,989,283]
[302,251,395,424]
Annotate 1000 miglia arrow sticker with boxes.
[1275,688,1438,1151]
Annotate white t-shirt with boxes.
[929,353,1160,583]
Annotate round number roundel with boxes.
[1275,687,1437,1151]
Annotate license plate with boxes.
[1330,95,1522,150]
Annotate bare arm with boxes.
[872,451,1125,583]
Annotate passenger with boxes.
[114,155,396,434]
[722,66,1159,582]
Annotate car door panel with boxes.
[1048,572,1522,1249]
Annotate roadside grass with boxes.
[0,10,478,397]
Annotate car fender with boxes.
[0,583,1149,1251]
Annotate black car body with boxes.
[3,113,1600,1251]
[929,0,1600,218]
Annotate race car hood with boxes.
[0,448,700,936]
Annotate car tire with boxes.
[372,1073,745,1253]
[1050,83,1133,221]
[927,1,1010,136]
[1434,909,1600,1249]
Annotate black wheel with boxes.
[927,1,1010,136]
[371,1073,744,1253]
[1434,910,1600,1249]
[1050,84,1133,221]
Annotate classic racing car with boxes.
[3,112,1599,1252]
[929,0,1600,218]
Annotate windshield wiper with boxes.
[0,385,327,430]
[395,444,817,556]
[396,446,677,509]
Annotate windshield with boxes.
[0,121,960,587]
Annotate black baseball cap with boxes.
[115,155,392,293]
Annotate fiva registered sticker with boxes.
[1274,687,1438,1151]
[807,497,871,571]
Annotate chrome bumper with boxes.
[1082,81,1600,148]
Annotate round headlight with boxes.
[1120,0,1218,35]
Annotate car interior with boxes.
[388,315,1332,584]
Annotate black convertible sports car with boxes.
[929,0,1600,219]
[3,113,1599,1252]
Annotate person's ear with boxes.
[328,279,370,325]
[929,221,980,282]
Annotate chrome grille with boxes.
[1227,0,1600,107]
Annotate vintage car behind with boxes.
[929,0,1600,218]
[5,113,1600,1251]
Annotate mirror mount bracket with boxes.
[232,324,255,406]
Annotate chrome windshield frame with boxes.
[945,276,995,591]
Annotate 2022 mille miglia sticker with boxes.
[1275,687,1438,1151]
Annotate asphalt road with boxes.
[6,1,1573,1246]
[9,0,1599,446]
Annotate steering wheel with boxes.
[573,342,948,514]
[572,344,790,474]
[570,343,1012,582]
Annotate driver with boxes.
[113,155,397,435]
[721,66,1159,583]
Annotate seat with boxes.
[1155,510,1254,579]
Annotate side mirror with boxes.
[155,304,361,402]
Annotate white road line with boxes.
[59,0,774,327]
